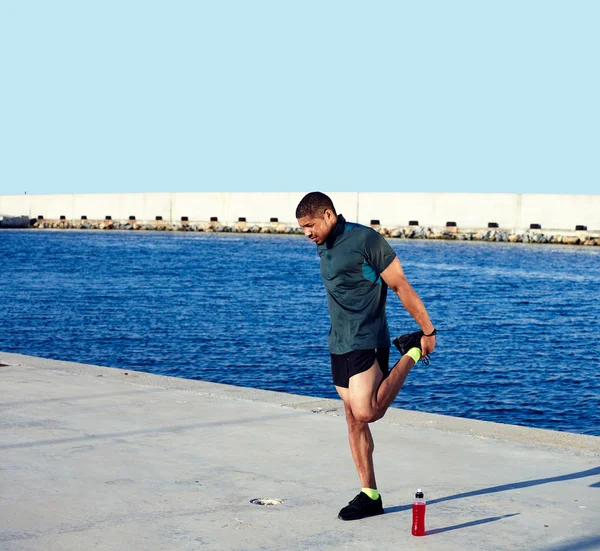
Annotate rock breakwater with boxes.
[26,219,600,246]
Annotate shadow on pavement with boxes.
[385,466,600,514]
[426,513,520,535]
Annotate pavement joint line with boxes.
[1,351,598,455]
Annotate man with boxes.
[296,191,436,521]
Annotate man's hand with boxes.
[420,334,436,359]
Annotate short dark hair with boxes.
[296,192,337,219]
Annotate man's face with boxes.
[297,209,337,245]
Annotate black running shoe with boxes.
[338,492,384,521]
[392,330,430,365]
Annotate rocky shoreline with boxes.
[23,218,600,246]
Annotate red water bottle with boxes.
[412,489,426,536]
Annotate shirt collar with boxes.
[325,214,346,247]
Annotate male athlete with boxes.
[296,192,436,521]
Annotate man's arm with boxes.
[380,257,436,357]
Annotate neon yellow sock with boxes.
[362,488,380,500]
[406,347,421,363]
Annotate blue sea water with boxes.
[1,230,599,436]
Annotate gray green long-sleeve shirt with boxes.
[317,214,397,354]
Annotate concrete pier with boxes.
[1,352,598,551]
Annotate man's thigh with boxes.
[339,349,390,419]
[335,385,350,403]
[348,360,385,415]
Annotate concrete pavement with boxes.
[1,352,598,551]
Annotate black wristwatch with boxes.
[423,328,437,337]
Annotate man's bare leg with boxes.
[335,385,384,520]
[373,354,417,413]
[349,354,417,424]
[335,354,417,488]
[337,388,377,489]
[334,351,420,519]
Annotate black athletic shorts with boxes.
[330,348,390,389]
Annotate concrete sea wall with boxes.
[1,191,599,234]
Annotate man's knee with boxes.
[350,406,384,424]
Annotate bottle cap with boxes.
[415,489,424,499]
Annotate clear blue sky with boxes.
[1,1,598,195]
